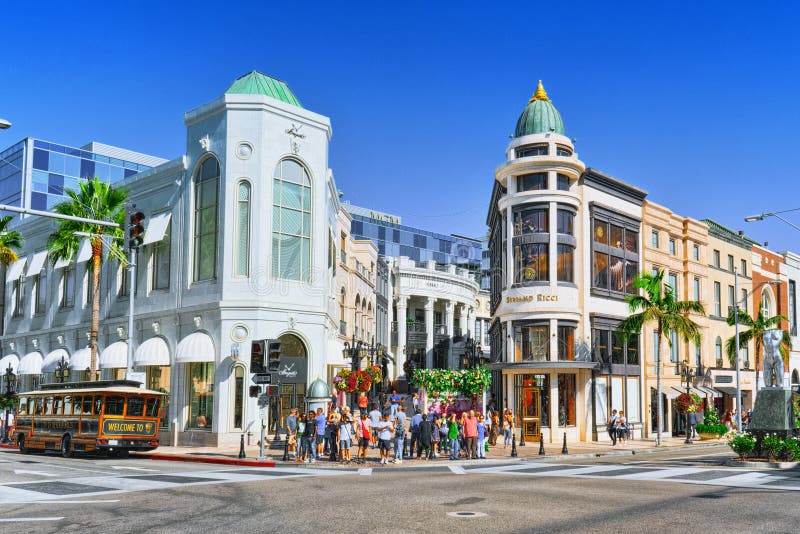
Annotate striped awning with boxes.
[175,332,215,363]
[134,337,170,366]
[99,341,128,369]
[18,352,43,375]
[68,347,91,371]
[42,349,70,372]
[0,354,19,374]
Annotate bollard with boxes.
[519,428,526,447]
[561,432,568,455]
[238,433,246,459]
[511,433,517,457]
[282,433,290,462]
[274,424,281,442]
[538,433,545,456]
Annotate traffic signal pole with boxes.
[126,246,136,380]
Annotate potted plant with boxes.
[695,423,728,440]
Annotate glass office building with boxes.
[0,138,164,211]
[344,202,483,273]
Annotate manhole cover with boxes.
[447,511,487,518]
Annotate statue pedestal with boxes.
[750,388,794,432]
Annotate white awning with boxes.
[76,238,92,263]
[54,254,73,270]
[0,354,19,375]
[698,386,722,398]
[6,257,26,282]
[27,250,48,276]
[99,341,128,369]
[142,212,171,245]
[68,347,91,371]
[18,352,43,375]
[134,337,170,366]
[175,332,215,363]
[42,348,70,372]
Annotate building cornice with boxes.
[580,168,647,205]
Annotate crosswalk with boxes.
[0,466,355,504]
[462,462,800,491]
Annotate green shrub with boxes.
[728,433,755,459]
[696,423,728,436]
[762,435,783,461]
[703,408,720,426]
[779,438,800,462]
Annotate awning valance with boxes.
[18,352,43,375]
[27,250,48,276]
[68,347,91,371]
[6,257,26,282]
[697,386,721,398]
[42,348,70,372]
[76,239,92,263]
[99,341,128,369]
[54,254,73,270]
[175,332,215,363]
[714,386,750,397]
[134,337,170,366]
[0,354,19,375]
[142,212,172,245]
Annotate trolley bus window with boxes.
[127,397,145,417]
[105,396,125,416]
[44,396,54,415]
[18,396,28,415]
[82,396,93,415]
[145,397,160,418]
[93,396,102,415]
[35,397,43,415]
[53,396,63,416]
[63,395,72,415]
[72,396,82,415]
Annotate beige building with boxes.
[641,202,713,437]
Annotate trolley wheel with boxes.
[61,434,73,458]
[18,434,29,454]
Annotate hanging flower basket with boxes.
[365,365,383,384]
[409,366,491,396]
[334,369,352,392]
[675,392,703,414]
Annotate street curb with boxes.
[137,453,276,468]
[0,443,17,450]
[521,442,727,462]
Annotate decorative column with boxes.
[445,300,455,369]
[458,304,468,338]
[396,296,408,378]
[425,297,434,369]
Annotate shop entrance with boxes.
[516,387,541,442]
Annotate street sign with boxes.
[258,394,269,407]
[252,373,272,385]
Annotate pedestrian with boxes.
[285,408,299,458]
[461,410,478,460]
[355,412,371,464]
[438,416,449,454]
[476,413,487,459]
[617,410,628,445]
[303,411,317,463]
[722,409,733,432]
[339,415,353,463]
[326,414,340,461]
[330,392,338,413]
[412,393,419,413]
[393,405,406,463]
[431,415,441,458]
[418,413,433,460]
[503,410,514,448]
[369,404,382,448]
[688,410,697,439]
[315,408,327,460]
[409,409,422,457]
[448,413,460,460]
[608,409,619,446]
[489,411,500,446]
[389,389,401,417]
[376,413,395,465]
[295,412,308,463]
[358,392,369,415]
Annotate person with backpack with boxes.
[409,409,422,458]
[355,412,371,464]
[393,405,407,463]
[608,409,619,446]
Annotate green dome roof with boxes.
[514,81,564,137]
[308,377,330,398]
[225,71,302,108]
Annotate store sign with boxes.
[506,293,559,303]
[715,376,733,384]
[275,357,306,384]
[102,419,157,436]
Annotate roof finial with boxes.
[530,80,550,102]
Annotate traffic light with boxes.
[267,339,282,371]
[249,385,260,398]
[129,211,146,249]
[251,340,266,373]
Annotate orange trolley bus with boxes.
[15,380,164,457]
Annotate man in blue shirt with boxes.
[409,409,423,459]
[389,389,401,417]
[315,408,327,460]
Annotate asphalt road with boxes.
[1,447,798,533]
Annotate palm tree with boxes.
[617,270,705,446]
[726,305,792,389]
[47,177,127,380]
[0,215,23,266]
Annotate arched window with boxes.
[761,290,773,319]
[231,364,245,431]
[715,337,723,366]
[354,295,361,338]
[272,159,311,281]
[278,333,307,358]
[792,369,799,388]
[193,157,220,281]
[235,181,251,276]
[340,288,346,334]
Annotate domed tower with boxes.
[486,81,587,444]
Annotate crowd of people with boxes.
[282,392,508,465]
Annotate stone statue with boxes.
[762,330,785,388]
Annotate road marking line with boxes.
[14,469,60,477]
[448,465,466,474]
[110,465,160,472]
[358,468,372,476]
[0,517,64,522]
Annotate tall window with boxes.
[152,221,171,290]
[591,210,638,296]
[187,362,214,429]
[193,157,220,282]
[514,324,549,361]
[557,208,575,282]
[668,239,675,255]
[232,365,245,430]
[740,259,747,276]
[727,255,734,272]
[692,244,699,261]
[118,262,129,297]
[557,324,575,361]
[514,244,548,283]
[517,173,547,191]
[713,250,720,268]
[728,285,735,314]
[715,337,723,366]
[272,159,312,281]
[651,230,659,248]
[514,207,548,235]
[742,344,750,369]
[693,277,700,301]
[713,281,721,316]
[60,265,75,308]
[557,374,576,426]
[235,181,251,276]
[12,278,24,318]
[741,288,748,313]
[667,273,678,297]
[695,344,702,369]
[652,331,659,363]
[34,274,46,315]
[556,174,570,191]
[762,291,773,318]
[594,324,638,365]
[669,330,678,362]
[790,280,797,336]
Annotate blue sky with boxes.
[2,1,800,251]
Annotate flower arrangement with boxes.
[675,392,702,414]
[334,369,352,392]
[365,365,383,384]
[409,366,491,396]
[334,368,372,392]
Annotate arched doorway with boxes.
[272,333,308,431]
[792,369,800,392]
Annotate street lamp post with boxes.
[1,363,16,443]
[677,359,700,444]
[55,355,69,384]
[342,335,385,414]
[463,335,483,369]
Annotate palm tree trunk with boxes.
[90,241,102,381]
[656,325,663,447]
